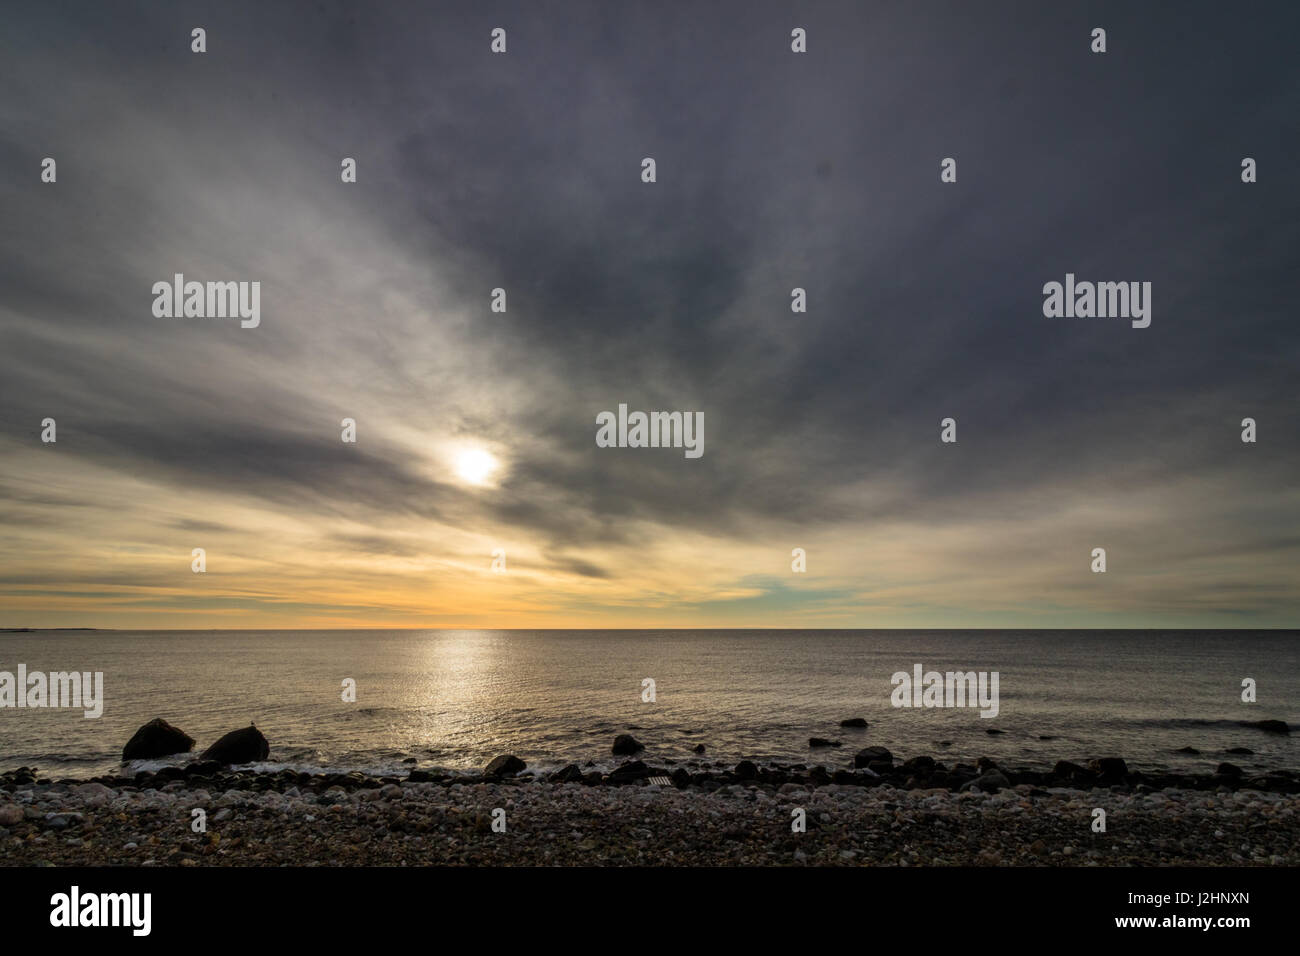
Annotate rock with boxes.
[612,734,644,755]
[200,724,270,764]
[985,728,1006,735]
[839,718,868,728]
[0,804,22,826]
[901,755,936,773]
[1216,762,1243,777]
[1053,760,1090,777]
[692,743,706,754]
[184,760,223,778]
[122,718,194,761]
[1175,746,1201,755]
[854,746,892,768]
[1226,747,1254,755]
[549,764,584,783]
[1088,757,1128,778]
[71,782,115,807]
[608,761,650,783]
[1245,720,1289,734]
[670,768,691,788]
[960,771,1011,793]
[734,760,759,780]
[808,738,841,748]
[484,755,525,777]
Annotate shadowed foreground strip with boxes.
[2,777,1296,867]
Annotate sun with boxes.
[454,447,499,487]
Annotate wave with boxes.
[1125,717,1294,730]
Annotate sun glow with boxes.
[454,447,499,486]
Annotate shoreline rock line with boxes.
[5,751,1297,797]
[62,717,1300,797]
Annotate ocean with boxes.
[1,629,1296,779]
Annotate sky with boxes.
[0,1,1297,629]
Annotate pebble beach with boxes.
[3,756,1297,867]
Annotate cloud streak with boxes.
[1,1,1297,627]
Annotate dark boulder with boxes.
[734,760,759,780]
[1216,762,1243,777]
[1226,747,1254,755]
[1175,746,1200,755]
[122,718,194,761]
[200,724,270,765]
[960,770,1011,793]
[902,755,936,773]
[985,728,1005,735]
[1088,757,1128,778]
[608,760,650,783]
[612,734,644,755]
[1053,760,1090,777]
[809,738,841,748]
[855,746,893,768]
[183,760,222,778]
[692,743,706,754]
[839,718,868,728]
[484,755,526,777]
[550,764,584,783]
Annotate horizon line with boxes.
[3,626,1298,633]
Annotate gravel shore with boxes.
[2,766,1297,866]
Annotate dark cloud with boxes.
[1,1,1297,623]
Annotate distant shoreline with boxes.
[3,627,1298,632]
